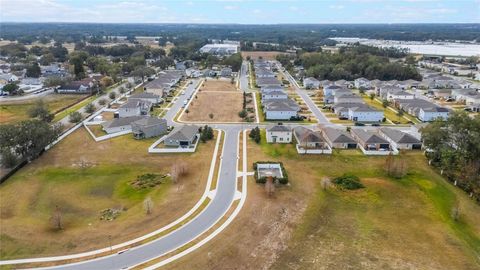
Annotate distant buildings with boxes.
[199,43,239,56]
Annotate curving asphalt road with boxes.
[36,80,242,270]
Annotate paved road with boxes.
[0,89,54,101]
[239,61,249,92]
[57,81,129,126]
[39,79,242,270]
[278,64,330,124]
[164,79,200,127]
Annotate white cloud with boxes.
[329,5,345,10]
[224,5,239,10]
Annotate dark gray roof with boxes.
[380,128,421,144]
[267,124,292,132]
[263,99,300,112]
[294,127,325,143]
[322,127,356,144]
[102,116,145,129]
[166,125,199,141]
[132,117,167,127]
[352,129,389,144]
[129,92,160,99]
[256,77,282,86]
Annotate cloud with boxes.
[224,5,239,10]
[329,5,345,10]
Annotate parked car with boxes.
[354,122,365,126]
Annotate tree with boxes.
[28,99,53,122]
[382,99,390,108]
[26,62,41,78]
[369,93,375,100]
[0,119,62,162]
[238,109,247,118]
[118,86,126,94]
[50,206,63,230]
[2,83,20,95]
[130,66,155,83]
[249,127,261,143]
[265,176,275,197]
[84,103,96,114]
[98,98,107,106]
[0,149,18,168]
[69,55,85,79]
[143,197,154,215]
[171,162,188,184]
[109,91,116,100]
[69,111,82,123]
[200,125,214,143]
[100,76,114,89]
[208,113,214,119]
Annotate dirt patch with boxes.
[241,51,292,61]
[200,80,237,92]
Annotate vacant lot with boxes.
[165,131,480,270]
[0,94,88,124]
[241,51,292,60]
[180,80,245,123]
[0,128,217,259]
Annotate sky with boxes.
[0,0,479,24]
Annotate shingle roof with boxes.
[132,117,167,127]
[380,128,421,144]
[294,127,325,143]
[352,129,389,144]
[102,116,145,129]
[166,125,199,141]
[129,92,160,99]
[267,124,292,132]
[322,127,356,144]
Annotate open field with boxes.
[241,51,290,60]
[0,128,218,259]
[180,80,245,123]
[0,94,89,124]
[164,130,480,270]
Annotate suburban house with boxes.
[255,67,276,78]
[261,85,284,93]
[144,71,183,97]
[261,89,288,101]
[0,73,19,83]
[323,85,346,97]
[354,77,371,90]
[263,99,300,120]
[350,129,392,152]
[57,79,95,94]
[334,93,363,104]
[116,100,152,118]
[293,126,331,154]
[379,128,422,150]
[430,89,452,99]
[164,125,199,148]
[129,92,162,105]
[266,124,292,143]
[320,127,357,149]
[221,67,233,77]
[386,90,415,101]
[348,106,384,122]
[303,77,320,89]
[394,99,449,122]
[101,116,144,134]
[256,77,282,88]
[131,117,168,139]
[334,79,353,88]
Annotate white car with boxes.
[181,91,185,95]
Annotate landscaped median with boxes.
[0,129,224,268]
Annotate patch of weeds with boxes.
[99,207,125,221]
[130,173,167,189]
[333,174,365,190]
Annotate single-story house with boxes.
[164,125,199,147]
[379,128,422,150]
[320,127,357,149]
[266,124,292,143]
[131,117,168,139]
[293,126,329,150]
[303,77,320,89]
[350,129,391,151]
[101,116,144,134]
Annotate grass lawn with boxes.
[0,95,88,124]
[164,130,480,270]
[86,125,107,137]
[362,96,420,124]
[0,128,217,259]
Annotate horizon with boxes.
[1,0,479,24]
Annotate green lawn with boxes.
[250,132,480,270]
[362,96,420,124]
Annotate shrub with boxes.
[98,98,107,106]
[108,91,116,100]
[238,109,247,118]
[68,111,82,123]
[84,103,96,114]
[333,174,364,190]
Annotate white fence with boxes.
[359,145,398,155]
[148,135,200,153]
[296,144,333,154]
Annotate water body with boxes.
[332,38,480,57]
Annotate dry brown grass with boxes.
[0,94,88,124]
[241,51,291,61]
[180,80,244,123]
[0,128,218,259]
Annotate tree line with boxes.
[421,111,480,203]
